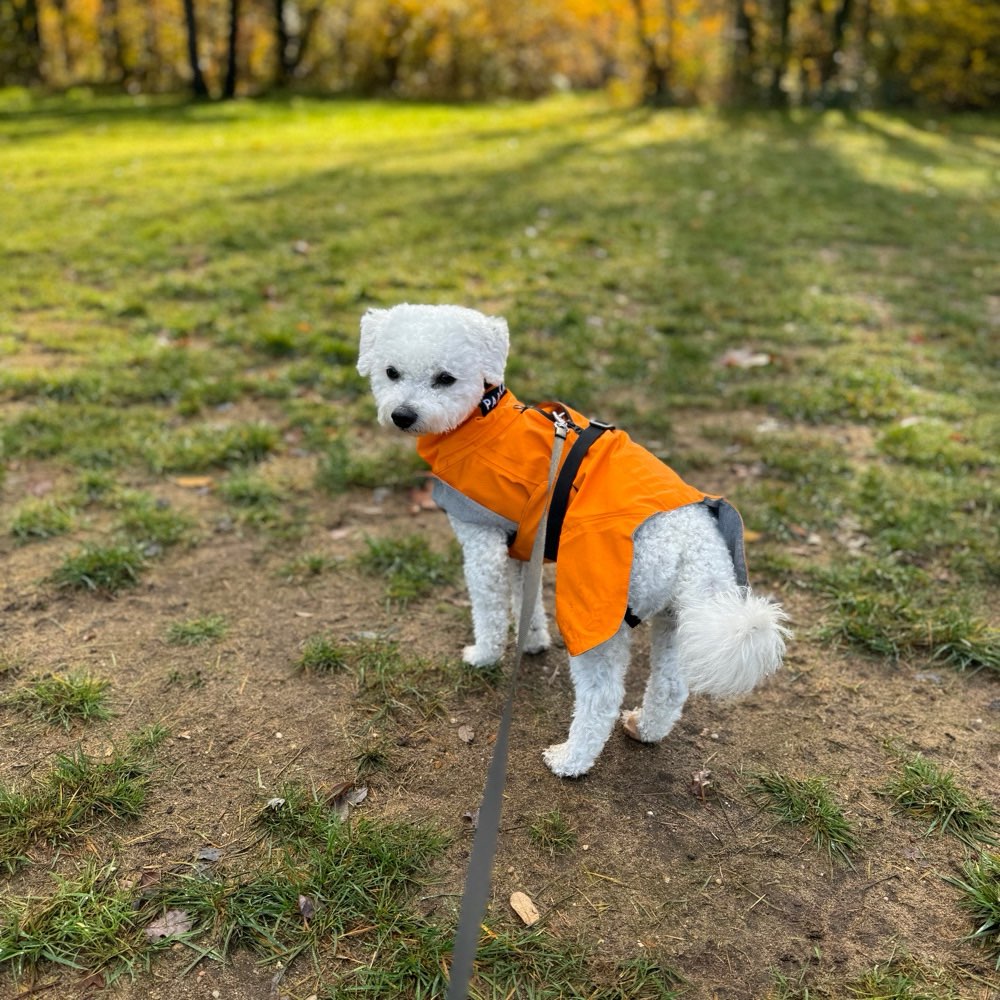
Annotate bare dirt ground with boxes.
[1,444,998,1000]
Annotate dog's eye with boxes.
[433,372,457,387]
[385,367,401,381]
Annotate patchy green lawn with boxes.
[0,91,997,998]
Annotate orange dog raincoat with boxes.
[417,387,747,656]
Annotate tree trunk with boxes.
[820,0,855,94]
[100,0,125,84]
[768,0,792,108]
[629,0,671,104]
[728,0,756,106]
[274,0,290,86]
[182,0,209,98]
[0,0,44,85]
[223,0,240,99]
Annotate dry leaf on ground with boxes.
[144,909,194,942]
[510,891,540,926]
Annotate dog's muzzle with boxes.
[391,406,419,430]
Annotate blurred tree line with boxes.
[1,0,996,109]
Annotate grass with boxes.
[818,563,1000,673]
[5,670,111,729]
[846,955,960,999]
[49,542,145,594]
[748,772,860,863]
[115,490,196,551]
[529,810,578,857]
[0,733,162,874]
[0,862,151,983]
[281,552,337,581]
[296,634,348,673]
[315,437,426,494]
[9,498,75,542]
[166,614,228,646]
[358,534,461,604]
[0,92,998,997]
[943,851,1000,970]
[881,750,997,846]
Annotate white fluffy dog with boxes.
[357,304,789,778]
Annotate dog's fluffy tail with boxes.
[676,588,790,698]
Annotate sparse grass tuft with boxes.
[219,469,285,512]
[148,421,279,473]
[9,498,75,543]
[116,491,196,551]
[358,534,460,604]
[315,438,425,494]
[529,810,578,857]
[281,552,337,581]
[881,749,997,846]
[0,862,149,983]
[353,738,392,777]
[254,783,336,843]
[50,542,144,594]
[846,955,959,999]
[7,670,111,730]
[819,564,999,673]
[942,851,1000,969]
[350,638,440,718]
[749,772,860,863]
[0,737,159,873]
[166,614,228,646]
[296,634,348,674]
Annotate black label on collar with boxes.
[479,384,507,416]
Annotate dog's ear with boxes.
[479,315,509,385]
[357,308,389,376]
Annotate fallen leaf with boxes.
[298,894,316,922]
[78,971,106,991]
[145,909,194,942]
[197,846,222,863]
[457,725,475,744]
[510,891,540,926]
[718,347,771,369]
[325,780,368,820]
[690,769,713,801]
[344,786,369,807]
[173,475,214,490]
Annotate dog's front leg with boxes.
[448,515,511,667]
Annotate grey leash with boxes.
[445,413,569,1000]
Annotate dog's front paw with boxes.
[543,741,593,779]
[463,644,502,668]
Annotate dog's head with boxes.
[357,304,509,435]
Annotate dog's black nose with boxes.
[391,406,418,430]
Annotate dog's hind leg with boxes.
[449,516,512,667]
[509,561,551,655]
[621,610,688,744]
[543,626,630,778]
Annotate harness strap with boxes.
[543,419,611,561]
